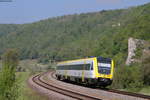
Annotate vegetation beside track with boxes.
[16,60,52,100]
[139,86,150,95]
[17,72,48,100]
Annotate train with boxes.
[55,56,114,87]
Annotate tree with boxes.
[0,49,19,100]
[141,54,150,85]
[112,64,143,91]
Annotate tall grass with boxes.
[17,72,48,100]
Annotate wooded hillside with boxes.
[0,3,150,64]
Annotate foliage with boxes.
[0,49,19,100]
[141,54,150,85]
[0,3,150,61]
[112,64,143,92]
[17,72,48,100]
[38,56,49,64]
[139,86,150,95]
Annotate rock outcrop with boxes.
[126,37,150,65]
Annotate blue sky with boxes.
[0,0,150,24]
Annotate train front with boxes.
[96,57,114,87]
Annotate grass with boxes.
[0,60,2,69]
[16,72,49,100]
[0,59,51,100]
[118,87,150,96]
[139,86,150,95]
[19,59,49,72]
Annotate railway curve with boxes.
[28,71,150,100]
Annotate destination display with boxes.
[98,63,111,67]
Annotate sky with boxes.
[0,0,150,24]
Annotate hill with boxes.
[0,3,150,64]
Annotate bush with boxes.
[141,54,150,85]
[0,49,19,100]
[38,56,49,64]
[112,64,143,91]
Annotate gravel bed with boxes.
[43,72,149,100]
[28,75,77,100]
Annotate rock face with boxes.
[125,38,146,65]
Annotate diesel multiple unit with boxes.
[56,57,114,87]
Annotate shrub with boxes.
[0,49,19,100]
[112,64,143,91]
[141,54,150,85]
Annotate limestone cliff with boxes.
[126,37,150,65]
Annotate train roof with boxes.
[57,56,112,65]
[57,57,96,64]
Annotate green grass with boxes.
[19,60,49,72]
[16,72,48,100]
[118,87,150,96]
[0,60,2,69]
[139,86,150,95]
[0,59,50,100]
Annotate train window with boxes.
[57,66,63,70]
[57,64,91,70]
[84,64,90,70]
[98,63,111,75]
[90,63,93,70]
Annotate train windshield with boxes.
[98,63,111,74]
[97,57,111,75]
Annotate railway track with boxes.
[31,71,150,100]
[32,72,102,100]
[106,89,150,100]
[51,72,150,100]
